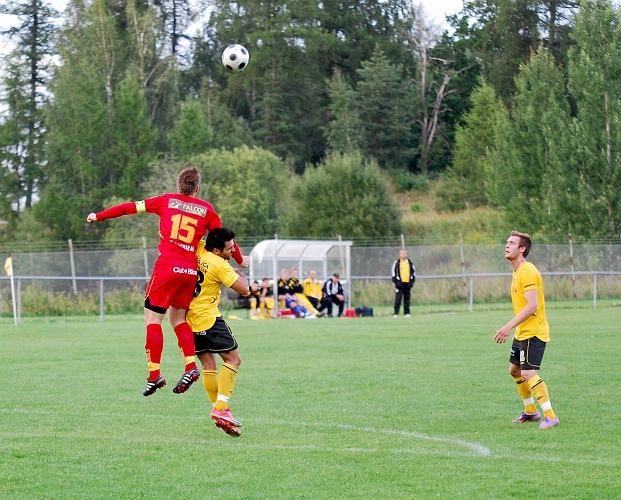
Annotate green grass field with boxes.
[1,305,620,499]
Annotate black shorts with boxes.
[509,337,547,370]
[193,317,238,354]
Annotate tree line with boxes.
[0,0,619,243]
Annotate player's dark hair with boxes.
[511,230,532,258]
[253,280,259,285]
[178,167,201,196]
[205,227,236,251]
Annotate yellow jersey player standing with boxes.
[187,227,249,437]
[494,231,559,429]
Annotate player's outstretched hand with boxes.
[87,213,98,223]
[241,256,250,268]
[234,268,245,277]
[493,325,512,344]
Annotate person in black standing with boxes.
[392,249,416,318]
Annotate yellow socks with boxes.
[528,375,556,419]
[215,363,238,411]
[202,370,218,405]
[513,376,537,414]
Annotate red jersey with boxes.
[95,193,243,265]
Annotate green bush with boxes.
[396,171,430,193]
[284,152,402,237]
[410,202,423,212]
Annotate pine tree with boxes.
[487,48,575,233]
[436,80,499,211]
[356,48,413,170]
[325,72,362,155]
[0,0,57,209]
[569,0,621,239]
[37,0,159,240]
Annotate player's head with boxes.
[309,270,316,280]
[262,277,269,287]
[178,167,201,196]
[291,268,298,279]
[400,248,408,260]
[506,230,532,260]
[251,280,260,291]
[206,227,236,259]
[332,273,340,283]
[281,269,289,280]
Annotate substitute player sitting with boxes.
[246,281,262,319]
[186,228,248,437]
[494,231,559,429]
[87,167,248,397]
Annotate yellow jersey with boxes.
[303,278,322,298]
[399,260,411,283]
[511,261,550,342]
[186,241,239,332]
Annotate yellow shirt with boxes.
[303,278,322,298]
[186,241,239,332]
[511,261,550,342]
[399,260,410,283]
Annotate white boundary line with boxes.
[0,408,617,466]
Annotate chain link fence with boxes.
[2,242,621,318]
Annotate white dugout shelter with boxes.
[248,238,353,314]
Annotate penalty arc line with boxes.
[1,408,618,465]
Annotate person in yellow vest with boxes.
[290,268,319,315]
[303,270,325,316]
[392,248,416,317]
[494,231,559,429]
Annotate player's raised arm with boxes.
[86,201,140,223]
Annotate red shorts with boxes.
[144,259,197,311]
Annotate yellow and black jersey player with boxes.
[493,231,559,429]
[186,227,249,437]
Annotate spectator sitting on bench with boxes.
[259,278,275,318]
[246,280,262,319]
[278,269,314,318]
[290,268,319,315]
[321,273,345,317]
[303,270,326,316]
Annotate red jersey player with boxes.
[87,167,248,397]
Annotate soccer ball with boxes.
[222,44,249,72]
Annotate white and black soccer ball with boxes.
[222,44,249,72]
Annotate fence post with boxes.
[17,278,21,323]
[273,235,279,317]
[459,233,467,298]
[568,234,576,299]
[469,276,474,312]
[593,273,597,309]
[100,279,105,322]
[68,239,78,295]
[338,234,345,277]
[400,234,405,249]
[0,278,3,315]
[142,236,149,281]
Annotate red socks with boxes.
[145,323,164,380]
[174,322,197,371]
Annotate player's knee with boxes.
[227,350,241,368]
[509,364,521,377]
